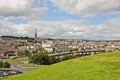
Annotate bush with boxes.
[47,56,57,65]
[2,61,11,68]
[23,50,29,56]
[32,49,48,54]
[0,61,11,68]
[61,56,76,61]
[0,60,3,68]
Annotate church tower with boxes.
[34,29,37,50]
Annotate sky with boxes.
[0,0,120,40]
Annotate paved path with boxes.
[11,61,36,72]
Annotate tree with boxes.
[0,60,3,68]
[32,49,48,54]
[72,48,79,51]
[29,49,56,65]
[29,53,56,65]
[0,61,11,68]
[2,61,11,68]
[69,48,79,52]
[29,53,49,65]
[23,50,29,56]
[37,49,48,54]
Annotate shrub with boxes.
[2,61,11,68]
[23,50,29,56]
[47,56,57,65]
[0,60,3,68]
[0,61,11,68]
[61,56,76,61]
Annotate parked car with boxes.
[12,70,22,74]
[7,71,13,75]
[3,72,8,76]
[0,72,4,77]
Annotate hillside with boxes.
[6,51,120,80]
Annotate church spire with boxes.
[34,29,37,42]
[34,29,37,50]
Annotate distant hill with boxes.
[0,36,34,42]
[1,36,33,40]
[6,51,120,80]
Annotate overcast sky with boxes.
[0,0,120,40]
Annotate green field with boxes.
[6,51,120,80]
[21,63,46,68]
[8,57,29,63]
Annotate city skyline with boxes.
[0,0,120,40]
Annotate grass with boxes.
[6,51,120,80]
[21,63,46,68]
[8,57,29,63]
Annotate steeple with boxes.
[34,29,37,43]
[34,29,37,50]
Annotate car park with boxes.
[0,69,22,77]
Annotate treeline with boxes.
[1,36,34,42]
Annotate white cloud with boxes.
[52,0,120,17]
[0,0,48,19]
[0,19,29,36]
[0,0,119,40]
[0,17,120,40]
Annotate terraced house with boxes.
[0,45,20,59]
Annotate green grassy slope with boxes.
[6,51,120,80]
[8,57,29,63]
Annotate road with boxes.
[11,61,36,72]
